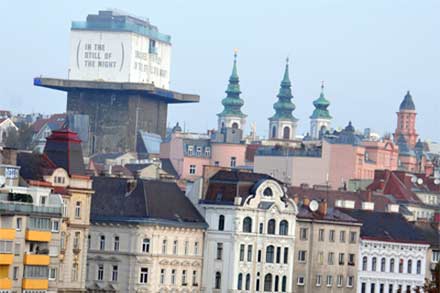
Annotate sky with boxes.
[0,1,439,141]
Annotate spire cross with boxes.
[233,48,238,60]
[321,80,325,90]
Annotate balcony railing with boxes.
[0,200,62,215]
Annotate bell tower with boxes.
[394,91,418,148]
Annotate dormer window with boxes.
[187,145,194,156]
[263,187,273,197]
[54,176,65,184]
[196,146,202,156]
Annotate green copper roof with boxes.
[310,83,332,119]
[270,59,297,121]
[218,52,246,118]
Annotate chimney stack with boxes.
[303,197,310,207]
[1,147,17,166]
[318,200,328,216]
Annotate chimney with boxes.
[303,197,310,207]
[234,196,242,206]
[386,204,400,213]
[361,202,375,211]
[318,200,328,216]
[1,148,17,165]
[378,179,385,190]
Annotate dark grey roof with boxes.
[90,152,125,164]
[340,209,427,243]
[91,176,207,228]
[399,91,416,111]
[325,121,362,146]
[124,163,152,173]
[160,159,178,177]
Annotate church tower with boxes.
[217,51,247,134]
[268,59,298,140]
[393,91,418,148]
[310,82,332,139]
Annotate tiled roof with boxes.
[297,206,359,224]
[414,222,440,247]
[161,159,178,177]
[17,152,56,181]
[91,176,207,228]
[90,152,125,164]
[340,209,427,244]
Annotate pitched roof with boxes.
[17,152,56,181]
[413,222,440,247]
[340,209,427,244]
[160,159,178,177]
[297,205,359,224]
[89,152,125,165]
[91,176,207,228]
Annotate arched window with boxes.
[390,258,395,272]
[416,260,422,274]
[381,257,386,272]
[215,272,221,289]
[232,122,239,129]
[271,126,277,138]
[259,223,263,234]
[281,276,287,292]
[283,126,290,139]
[100,235,105,250]
[218,215,225,231]
[274,275,279,292]
[407,259,412,274]
[243,217,252,233]
[399,259,404,273]
[267,219,276,235]
[279,220,288,235]
[372,257,377,271]
[264,274,273,292]
[266,245,275,263]
[245,274,251,290]
[362,256,368,271]
[256,278,260,291]
[142,238,150,253]
[237,273,243,289]
[263,187,273,197]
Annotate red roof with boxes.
[31,113,66,133]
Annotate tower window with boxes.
[232,122,239,129]
[283,126,290,139]
[271,126,277,138]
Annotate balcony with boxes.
[25,230,52,242]
[0,254,13,265]
[24,254,50,266]
[0,228,15,240]
[0,200,62,216]
[22,279,49,290]
[0,278,12,289]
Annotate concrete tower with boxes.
[310,82,332,139]
[217,51,247,135]
[268,59,298,140]
[394,91,418,148]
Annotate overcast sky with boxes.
[1,1,439,141]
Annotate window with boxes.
[192,270,198,286]
[214,161,219,166]
[149,39,157,54]
[276,247,281,263]
[13,266,19,280]
[300,227,308,240]
[326,275,333,287]
[16,217,22,231]
[187,145,194,156]
[349,231,357,243]
[243,217,252,233]
[399,258,404,273]
[112,265,118,281]
[205,147,211,157]
[0,240,12,253]
[264,274,273,292]
[230,157,237,167]
[298,250,307,262]
[258,250,262,262]
[371,283,376,293]
[160,269,165,284]
[337,275,343,287]
[24,265,48,279]
[171,269,176,284]
[433,250,440,262]
[389,284,393,293]
[318,251,324,264]
[316,274,322,286]
[182,270,187,286]
[100,235,105,251]
[240,244,245,261]
[14,242,20,256]
[28,217,51,230]
[218,215,225,231]
[184,240,189,255]
[196,146,202,156]
[62,199,68,217]
[347,276,354,287]
[263,187,273,196]
[339,231,346,242]
[259,223,263,234]
[281,276,287,292]
[194,241,199,255]
[139,267,148,284]
[348,253,355,266]
[216,243,223,260]
[279,220,288,235]
[417,260,422,274]
[318,229,324,241]
[390,258,395,272]
[372,257,377,271]
[61,232,66,250]
[381,257,386,272]
[189,164,196,175]
[215,272,221,289]
[97,264,104,281]
[142,238,150,253]
[407,259,412,274]
[267,219,276,234]
[266,246,275,263]
[329,230,335,242]
[283,126,290,139]
[237,273,243,290]
[173,240,178,255]
[87,235,91,249]
[162,239,167,254]
[49,267,57,280]
[274,275,279,292]
[297,276,305,286]
[114,236,119,251]
[328,252,334,265]
[73,232,80,249]
[247,245,253,262]
[283,247,289,264]
[380,283,385,293]
[245,274,251,290]
[75,201,81,218]
[51,220,59,232]
[338,253,345,265]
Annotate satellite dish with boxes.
[309,200,319,212]
[417,178,423,185]
[434,179,440,185]
[411,176,417,183]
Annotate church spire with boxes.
[218,50,245,118]
[310,81,332,119]
[271,58,296,120]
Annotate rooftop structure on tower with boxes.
[34,10,199,155]
[310,82,332,139]
[394,91,418,148]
